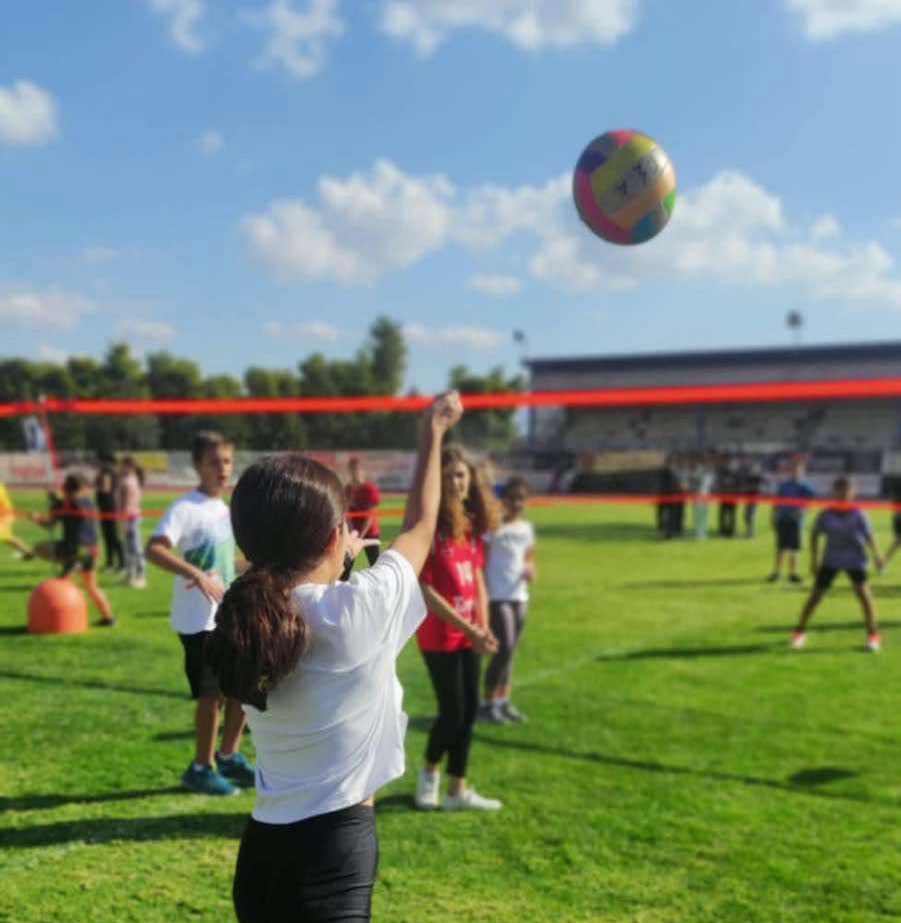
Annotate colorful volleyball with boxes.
[573,129,676,245]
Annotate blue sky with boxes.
[3,0,901,391]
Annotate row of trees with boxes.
[0,318,524,452]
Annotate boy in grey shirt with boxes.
[790,477,884,652]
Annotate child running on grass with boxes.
[146,431,255,796]
[205,392,462,923]
[31,473,115,626]
[480,476,536,725]
[414,444,502,812]
[790,476,884,652]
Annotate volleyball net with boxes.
[3,374,901,517]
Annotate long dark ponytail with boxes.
[206,454,346,709]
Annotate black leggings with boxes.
[340,544,380,582]
[422,648,480,778]
[484,601,527,690]
[233,805,378,923]
[99,518,124,570]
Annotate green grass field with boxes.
[2,490,901,922]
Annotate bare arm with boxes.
[523,544,536,583]
[809,531,820,576]
[420,582,497,654]
[475,568,490,633]
[146,535,225,604]
[866,533,884,570]
[390,392,463,573]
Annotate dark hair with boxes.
[438,444,499,541]
[502,476,530,500]
[833,476,852,493]
[63,473,84,494]
[205,455,346,710]
[191,430,231,464]
[122,456,146,486]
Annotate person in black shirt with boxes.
[96,452,125,572]
[32,473,116,626]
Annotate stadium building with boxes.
[523,341,901,495]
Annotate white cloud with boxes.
[197,130,224,155]
[787,0,901,39]
[380,0,640,55]
[117,319,177,343]
[147,0,206,52]
[248,0,344,79]
[243,158,901,311]
[403,322,507,349]
[468,274,523,296]
[80,246,119,264]
[810,214,841,241]
[243,159,454,281]
[0,287,93,328]
[0,80,58,146]
[38,344,70,364]
[263,319,342,339]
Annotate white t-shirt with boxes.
[244,549,426,825]
[484,519,535,603]
[151,490,236,635]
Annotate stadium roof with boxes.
[524,341,901,375]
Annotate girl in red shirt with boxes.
[414,444,502,811]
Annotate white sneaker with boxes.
[414,769,440,810]
[442,786,502,811]
[789,631,806,649]
[866,633,881,652]
[129,576,147,589]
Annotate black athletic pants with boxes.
[99,517,124,570]
[233,804,378,923]
[340,544,380,582]
[422,648,480,778]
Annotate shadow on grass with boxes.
[755,620,901,634]
[537,522,659,544]
[0,786,184,813]
[0,625,27,636]
[470,733,878,805]
[620,578,766,590]
[0,583,37,593]
[374,793,417,814]
[0,811,246,848]
[132,611,169,619]
[153,730,194,741]
[595,642,784,661]
[0,669,186,700]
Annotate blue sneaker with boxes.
[216,751,256,788]
[181,762,237,796]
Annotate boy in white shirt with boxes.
[146,431,254,796]
[480,476,536,724]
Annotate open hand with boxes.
[346,529,381,561]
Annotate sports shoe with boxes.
[181,763,238,796]
[442,787,502,812]
[478,701,509,724]
[414,768,440,810]
[766,572,779,583]
[866,633,882,652]
[97,616,117,628]
[500,701,527,724]
[789,630,806,649]
[216,751,256,788]
[788,574,803,584]
[129,576,147,589]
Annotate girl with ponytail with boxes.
[207,392,463,923]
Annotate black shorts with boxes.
[178,631,220,700]
[776,519,801,551]
[56,541,97,575]
[234,804,378,923]
[815,566,868,591]
[893,512,901,540]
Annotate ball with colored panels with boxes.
[573,129,676,245]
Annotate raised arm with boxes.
[390,391,462,573]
